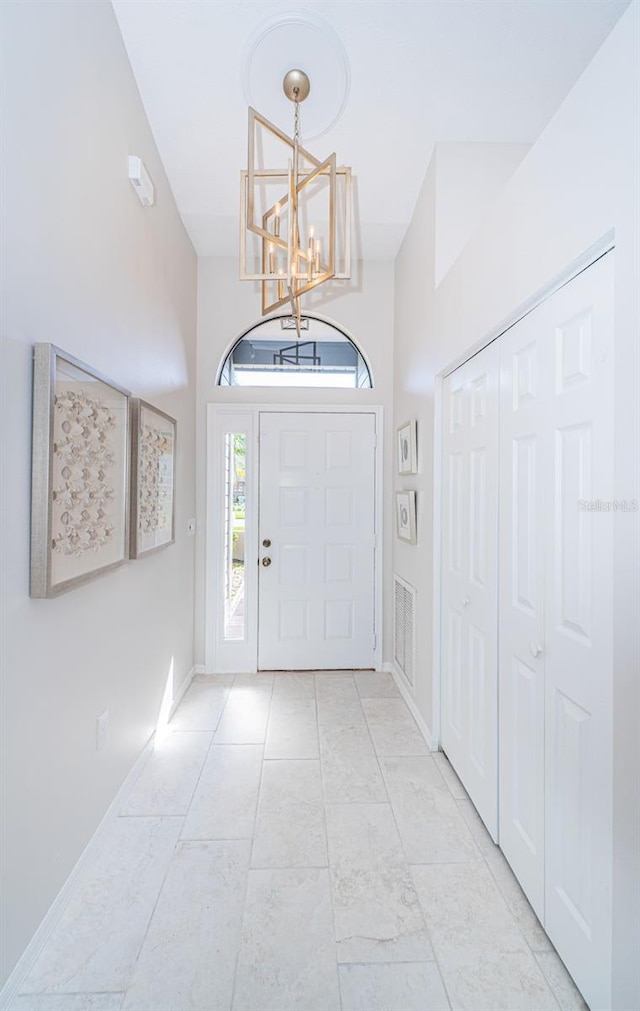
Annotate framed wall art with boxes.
[30,343,131,598]
[396,490,417,544]
[397,419,417,474]
[129,399,177,559]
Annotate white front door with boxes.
[440,340,500,840]
[257,412,376,670]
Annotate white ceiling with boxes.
[112,0,630,259]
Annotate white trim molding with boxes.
[384,661,439,752]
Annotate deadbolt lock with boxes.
[262,538,271,548]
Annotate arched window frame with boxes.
[215,313,374,389]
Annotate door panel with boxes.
[499,312,548,916]
[499,253,614,1009]
[441,340,500,839]
[543,255,614,1011]
[258,412,376,671]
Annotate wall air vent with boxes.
[393,573,416,687]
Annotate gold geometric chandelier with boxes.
[240,69,351,337]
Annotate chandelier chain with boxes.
[293,97,301,144]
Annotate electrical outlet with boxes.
[187,518,196,536]
[96,710,109,751]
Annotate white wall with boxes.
[434,142,530,285]
[0,0,197,986]
[392,157,437,727]
[394,3,639,1005]
[195,258,395,669]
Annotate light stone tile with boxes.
[314,669,355,676]
[484,847,554,952]
[338,963,450,1011]
[354,672,400,698]
[361,697,416,725]
[368,721,430,757]
[319,724,387,803]
[251,760,327,868]
[21,817,181,994]
[534,951,588,1010]
[233,673,274,689]
[181,744,263,840]
[441,952,559,1010]
[315,674,359,702]
[325,803,434,964]
[193,673,235,686]
[457,798,499,857]
[380,756,479,864]
[122,840,250,1011]
[272,672,316,698]
[11,997,125,1011]
[120,732,211,817]
[316,697,366,725]
[170,685,228,732]
[433,752,468,800]
[233,867,340,1011]
[264,697,319,759]
[213,688,271,744]
[412,866,557,1005]
[411,861,530,966]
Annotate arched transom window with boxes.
[217,315,373,389]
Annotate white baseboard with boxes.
[171,665,195,717]
[384,662,439,752]
[0,665,196,1010]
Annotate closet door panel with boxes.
[544,254,614,1011]
[441,341,499,839]
[499,312,548,917]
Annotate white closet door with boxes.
[441,341,500,839]
[542,254,614,1010]
[499,308,549,916]
[500,253,614,1010]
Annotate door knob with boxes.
[462,595,470,607]
[529,642,544,658]
[262,557,272,567]
[262,538,271,548]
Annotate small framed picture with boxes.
[397,420,417,474]
[396,490,417,544]
[129,399,177,558]
[30,344,131,597]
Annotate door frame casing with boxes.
[205,403,384,673]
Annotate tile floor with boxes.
[13,671,588,1011]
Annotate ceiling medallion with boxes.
[241,10,351,141]
[240,68,352,337]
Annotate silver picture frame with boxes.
[30,343,131,598]
[396,490,417,544]
[397,419,418,474]
[129,399,177,559]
